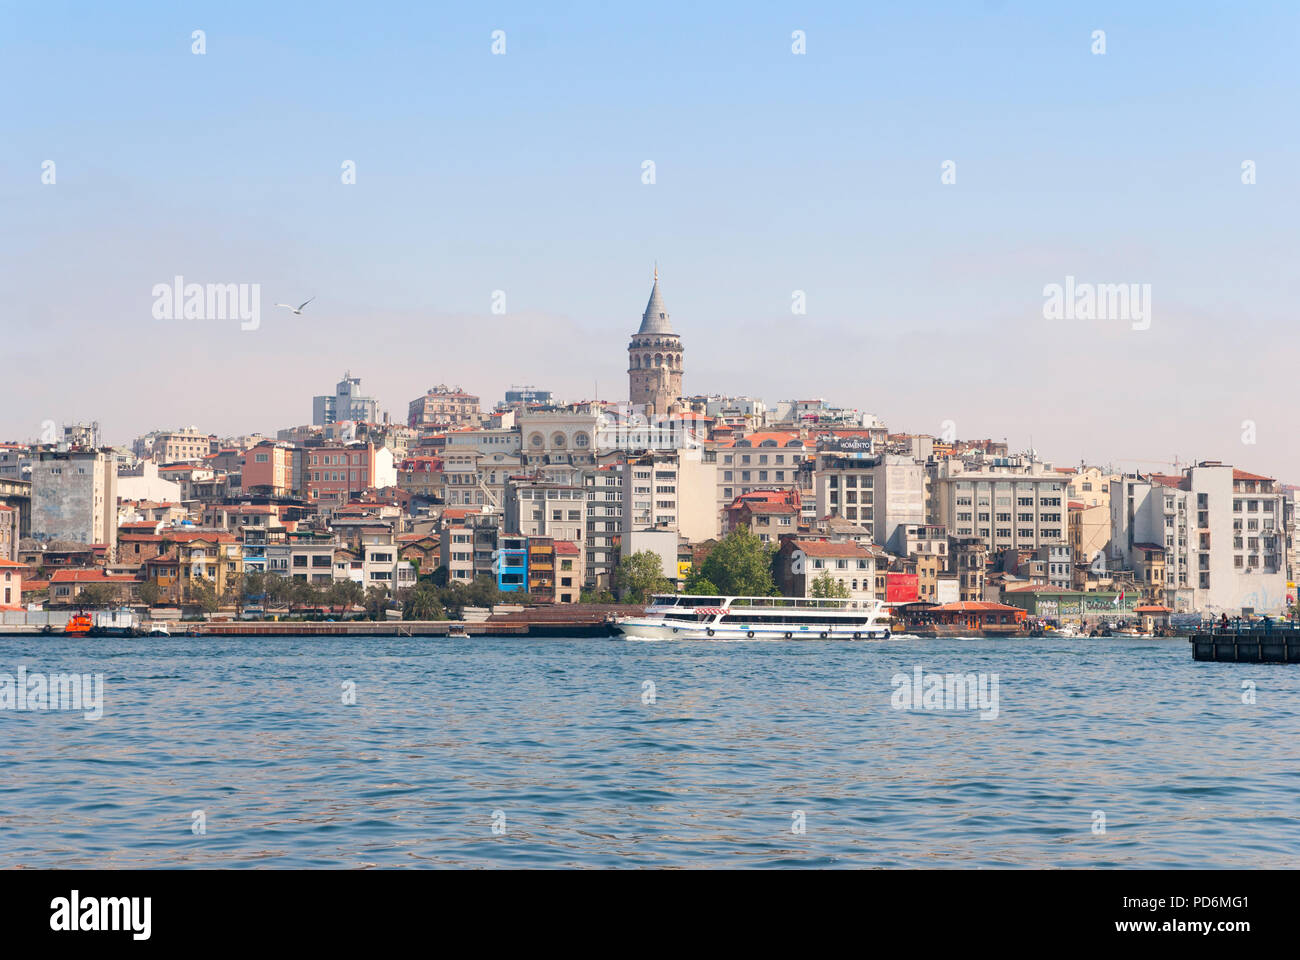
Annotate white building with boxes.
[618,447,719,544]
[313,373,380,426]
[931,455,1068,553]
[1110,462,1287,615]
[116,460,183,504]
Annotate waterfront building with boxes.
[0,557,24,609]
[266,532,338,585]
[497,534,528,592]
[1110,462,1287,615]
[775,537,882,603]
[47,568,138,605]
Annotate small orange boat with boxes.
[64,613,92,635]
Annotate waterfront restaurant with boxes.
[926,601,1027,634]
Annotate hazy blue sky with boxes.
[2,1,1297,478]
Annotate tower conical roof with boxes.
[636,270,674,335]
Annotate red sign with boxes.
[886,573,919,604]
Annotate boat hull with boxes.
[616,619,890,641]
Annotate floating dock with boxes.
[1190,626,1300,663]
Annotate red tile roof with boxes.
[1233,469,1273,482]
[554,540,581,556]
[931,601,1024,613]
[50,569,139,583]
[720,431,802,448]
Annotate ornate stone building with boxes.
[628,268,684,416]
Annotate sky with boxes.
[2,1,1297,479]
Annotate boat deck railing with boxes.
[648,594,881,611]
[1202,620,1300,636]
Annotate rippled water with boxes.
[0,634,1296,868]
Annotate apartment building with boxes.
[506,479,587,544]
[497,534,528,592]
[583,465,622,590]
[931,455,1068,554]
[722,490,800,545]
[1110,462,1287,615]
[814,448,927,552]
[134,426,212,463]
[304,442,394,503]
[397,455,442,500]
[618,447,718,544]
[266,534,338,585]
[707,432,808,524]
[0,505,16,562]
[408,385,481,428]
[242,442,302,497]
[30,448,118,557]
[775,537,881,603]
[950,536,989,602]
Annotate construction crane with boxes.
[1108,457,1184,474]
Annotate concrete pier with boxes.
[1190,629,1300,663]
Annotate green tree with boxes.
[329,580,364,613]
[810,570,850,599]
[137,579,163,607]
[364,584,390,621]
[401,584,445,621]
[75,583,118,608]
[682,571,720,595]
[698,527,777,596]
[263,574,293,605]
[190,577,219,614]
[615,550,673,603]
[466,575,501,609]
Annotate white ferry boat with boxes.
[615,594,891,641]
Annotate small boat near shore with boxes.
[615,594,891,641]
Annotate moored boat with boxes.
[615,594,891,641]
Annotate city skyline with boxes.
[3,2,1297,478]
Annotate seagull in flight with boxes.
[274,297,315,315]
